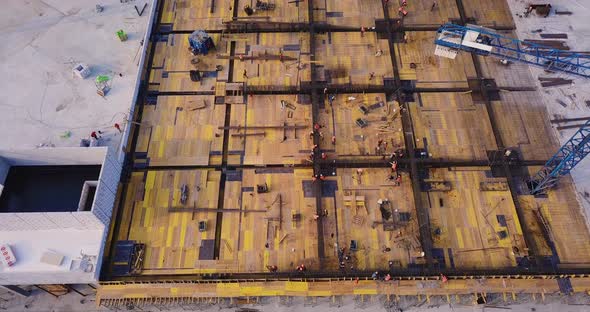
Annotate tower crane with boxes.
[434,23,590,194]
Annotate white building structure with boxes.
[0,0,157,288]
[0,148,120,285]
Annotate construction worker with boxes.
[244,4,254,15]
[90,131,101,140]
[399,6,408,16]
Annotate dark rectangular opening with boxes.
[82,185,97,212]
[0,165,101,213]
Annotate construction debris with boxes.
[116,29,128,41]
[539,77,573,87]
[540,33,568,39]
[188,30,215,55]
[135,3,147,16]
[72,63,91,79]
[523,39,569,50]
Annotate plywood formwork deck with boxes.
[228,95,312,165]
[426,168,527,269]
[315,32,393,85]
[136,95,225,166]
[97,276,590,302]
[322,169,421,271]
[236,0,309,23]
[150,33,230,92]
[395,32,476,88]
[161,0,233,30]
[317,93,404,159]
[461,0,514,27]
[106,0,590,286]
[387,0,459,26]
[518,171,590,267]
[409,92,497,160]
[119,170,222,274]
[314,0,383,26]
[231,33,311,87]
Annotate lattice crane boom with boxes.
[434,24,590,194]
[434,23,590,78]
[529,120,590,194]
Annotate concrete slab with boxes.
[0,0,151,151]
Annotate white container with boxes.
[0,244,16,267]
[72,63,91,79]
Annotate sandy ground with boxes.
[0,0,150,151]
[506,0,590,224]
[2,288,590,312]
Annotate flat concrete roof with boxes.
[0,0,151,151]
[0,229,102,284]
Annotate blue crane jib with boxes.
[529,119,590,195]
[188,30,215,55]
[434,23,590,78]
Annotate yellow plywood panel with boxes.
[145,171,156,190]
[285,281,309,292]
[353,288,378,295]
[456,228,464,249]
[217,283,240,292]
[244,230,253,251]
[240,286,264,296]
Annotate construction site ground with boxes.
[94,0,590,308]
